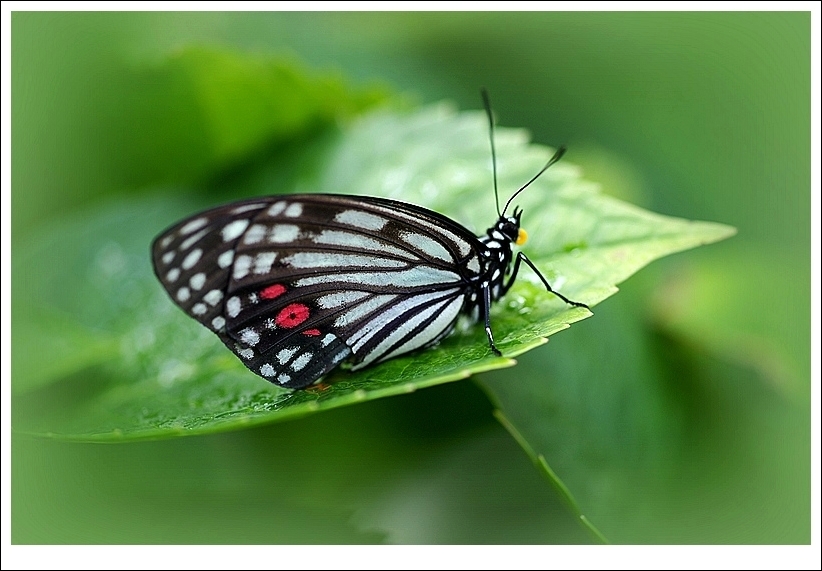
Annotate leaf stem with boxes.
[493,409,610,544]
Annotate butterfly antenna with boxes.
[502,145,567,217]
[481,89,502,218]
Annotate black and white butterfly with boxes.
[151,92,588,389]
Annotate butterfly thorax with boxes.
[464,213,520,321]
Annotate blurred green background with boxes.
[11,12,809,544]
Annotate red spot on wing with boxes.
[275,303,310,328]
[260,284,286,300]
[302,329,321,336]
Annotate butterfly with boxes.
[151,91,589,389]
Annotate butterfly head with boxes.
[492,206,527,246]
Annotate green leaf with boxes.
[477,289,683,544]
[11,382,586,544]
[354,424,595,544]
[12,103,734,441]
[493,409,609,544]
[13,41,390,236]
[12,305,119,394]
[116,46,389,186]
[12,429,387,544]
[477,286,809,543]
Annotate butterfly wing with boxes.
[151,199,271,342]
[152,194,484,389]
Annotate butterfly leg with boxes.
[504,252,590,310]
[306,381,332,394]
[483,284,503,356]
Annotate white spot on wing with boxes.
[296,267,459,288]
[181,228,208,250]
[284,203,303,217]
[313,230,415,260]
[160,235,174,248]
[375,207,472,257]
[180,217,208,235]
[176,287,190,302]
[166,268,180,282]
[162,251,175,264]
[348,288,458,351]
[238,347,254,360]
[211,316,225,330]
[334,209,388,231]
[260,363,276,377]
[222,219,250,242]
[243,224,267,245]
[277,373,291,385]
[317,291,369,309]
[400,231,452,262]
[240,328,260,346]
[231,203,264,215]
[321,333,336,347]
[277,347,298,365]
[226,296,241,318]
[233,255,252,280]
[357,295,464,368]
[181,249,202,270]
[283,252,404,269]
[253,252,277,274]
[203,289,223,306]
[192,303,207,315]
[268,224,300,243]
[290,352,313,372]
[331,349,350,364]
[267,201,287,217]
[334,294,396,327]
[217,250,234,269]
[189,272,206,290]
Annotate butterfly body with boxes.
[152,193,536,389]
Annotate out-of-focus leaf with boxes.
[13,104,733,441]
[354,426,593,544]
[11,306,119,394]
[478,285,809,543]
[492,410,608,544]
[12,380,593,544]
[116,47,390,187]
[648,246,809,403]
[12,428,387,544]
[12,36,389,236]
[478,289,676,544]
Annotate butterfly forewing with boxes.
[152,194,484,389]
[151,200,271,340]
